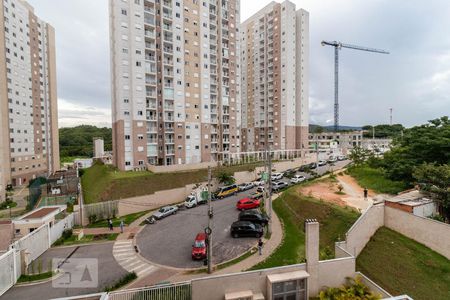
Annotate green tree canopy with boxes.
[59,125,112,158]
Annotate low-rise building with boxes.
[385,189,437,218]
[309,131,363,155]
[12,205,67,238]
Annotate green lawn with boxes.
[17,271,54,283]
[250,184,360,270]
[357,227,450,300]
[53,233,118,246]
[87,210,151,228]
[82,162,263,203]
[347,165,409,194]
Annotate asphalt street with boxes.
[136,159,350,269]
[1,243,127,300]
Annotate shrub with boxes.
[319,276,381,300]
[62,229,73,240]
[104,272,137,292]
[88,214,97,224]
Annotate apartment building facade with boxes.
[110,0,241,170]
[0,0,59,199]
[240,0,309,153]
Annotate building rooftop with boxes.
[387,190,433,207]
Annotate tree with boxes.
[381,116,450,181]
[348,146,372,166]
[216,171,235,185]
[413,163,450,222]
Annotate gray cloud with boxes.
[27,0,450,128]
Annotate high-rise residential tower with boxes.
[240,0,309,152]
[109,0,241,170]
[0,0,59,199]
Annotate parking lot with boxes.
[136,159,350,269]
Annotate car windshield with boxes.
[159,208,166,213]
[194,240,206,248]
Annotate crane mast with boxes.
[321,40,389,132]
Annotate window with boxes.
[271,279,307,300]
[121,9,127,15]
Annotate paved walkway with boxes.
[113,240,159,277]
[82,226,140,236]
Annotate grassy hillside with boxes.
[357,227,450,300]
[347,165,409,194]
[250,185,360,269]
[81,162,263,204]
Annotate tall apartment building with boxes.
[109,0,241,170]
[0,0,59,199]
[240,0,309,152]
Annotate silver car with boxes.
[153,205,178,220]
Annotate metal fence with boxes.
[0,249,20,296]
[107,282,191,300]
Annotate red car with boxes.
[192,233,207,260]
[236,198,260,210]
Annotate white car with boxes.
[338,155,346,161]
[290,175,306,184]
[239,182,254,191]
[318,160,327,166]
[328,156,338,163]
[272,181,288,191]
[253,178,265,186]
[271,173,284,181]
[152,205,178,219]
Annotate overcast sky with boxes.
[27,0,450,128]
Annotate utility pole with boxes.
[206,166,213,274]
[372,126,375,139]
[267,146,272,235]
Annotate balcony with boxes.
[145,30,155,39]
[163,34,173,43]
[147,115,157,121]
[145,55,156,62]
[165,138,174,144]
[147,127,157,133]
[164,126,174,132]
[164,104,174,110]
[163,59,173,66]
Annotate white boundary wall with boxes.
[0,213,74,297]
[337,203,450,260]
[385,206,450,259]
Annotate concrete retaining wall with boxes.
[385,206,450,260]
[343,203,385,257]
[148,161,218,173]
[318,257,356,291]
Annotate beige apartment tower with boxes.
[0,0,59,200]
[241,0,309,152]
[110,0,241,170]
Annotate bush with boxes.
[0,200,17,210]
[319,276,381,300]
[88,214,98,224]
[62,229,73,240]
[104,272,137,292]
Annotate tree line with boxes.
[351,116,450,221]
[59,125,112,158]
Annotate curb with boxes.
[15,271,62,287]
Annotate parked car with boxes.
[236,198,260,210]
[249,191,263,200]
[215,184,238,199]
[338,155,347,161]
[152,205,178,220]
[298,165,309,172]
[318,160,327,166]
[271,172,284,181]
[272,181,288,192]
[253,178,265,186]
[284,169,296,178]
[309,162,317,169]
[290,175,306,184]
[328,156,338,163]
[238,210,269,226]
[184,194,207,209]
[256,186,265,193]
[191,233,207,260]
[230,221,264,238]
[238,182,254,191]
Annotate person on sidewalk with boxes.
[258,239,264,255]
[119,220,124,233]
[108,219,113,231]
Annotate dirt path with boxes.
[298,175,374,211]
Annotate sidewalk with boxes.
[82,226,140,237]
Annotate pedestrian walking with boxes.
[363,188,368,201]
[258,239,264,256]
[120,220,124,233]
[108,219,113,231]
